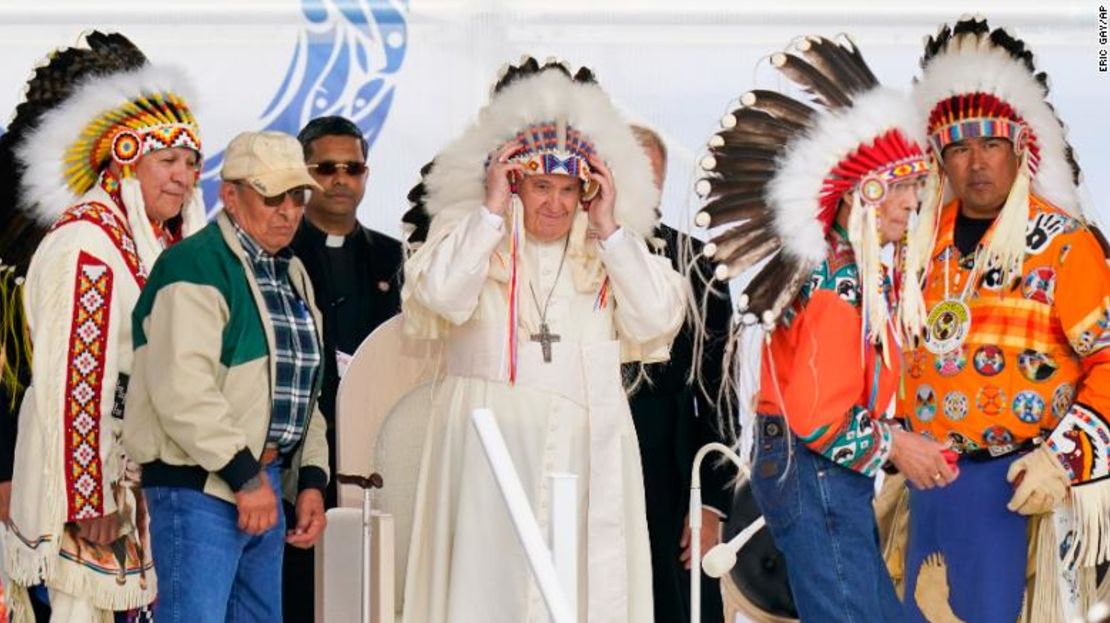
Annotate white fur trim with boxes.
[180,186,208,237]
[422,70,659,238]
[16,64,201,225]
[914,32,1080,215]
[120,177,163,270]
[767,88,927,264]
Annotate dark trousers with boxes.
[631,400,725,623]
[281,500,316,623]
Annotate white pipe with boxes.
[689,442,748,623]
[688,485,702,621]
[471,408,575,623]
[549,473,578,623]
[362,487,372,623]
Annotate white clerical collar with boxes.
[325,234,345,248]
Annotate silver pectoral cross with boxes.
[530,322,560,363]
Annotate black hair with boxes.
[297,116,368,160]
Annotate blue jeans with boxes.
[145,464,285,623]
[748,415,902,623]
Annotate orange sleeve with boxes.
[778,291,893,476]
[1046,230,1110,485]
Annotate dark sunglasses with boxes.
[308,161,368,176]
[235,181,312,207]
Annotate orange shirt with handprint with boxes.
[901,195,1110,485]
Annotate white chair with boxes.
[315,314,442,623]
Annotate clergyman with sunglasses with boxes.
[124,130,331,620]
[285,116,404,622]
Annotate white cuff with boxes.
[597,226,625,250]
[703,506,727,520]
[479,205,505,231]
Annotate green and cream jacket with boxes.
[123,211,329,505]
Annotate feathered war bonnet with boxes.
[405,58,658,382]
[415,57,658,239]
[14,33,203,226]
[0,31,202,405]
[908,16,1085,298]
[694,35,929,362]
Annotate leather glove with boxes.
[1005,444,1070,515]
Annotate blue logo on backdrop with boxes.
[199,0,408,213]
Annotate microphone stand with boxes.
[688,442,752,623]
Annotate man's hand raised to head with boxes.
[587,156,618,240]
[484,141,526,217]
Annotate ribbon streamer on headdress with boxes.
[504,197,524,384]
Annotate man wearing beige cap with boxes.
[123,131,330,621]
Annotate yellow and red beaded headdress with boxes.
[14,33,202,226]
[82,94,201,183]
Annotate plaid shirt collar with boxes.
[232,220,294,267]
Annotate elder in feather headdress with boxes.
[692,34,951,621]
[1,31,203,622]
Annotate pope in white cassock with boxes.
[397,60,687,623]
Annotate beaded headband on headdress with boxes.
[925,92,1038,172]
[822,129,929,218]
[507,120,597,196]
[417,57,658,238]
[68,92,200,192]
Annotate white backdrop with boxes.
[0,0,1107,242]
